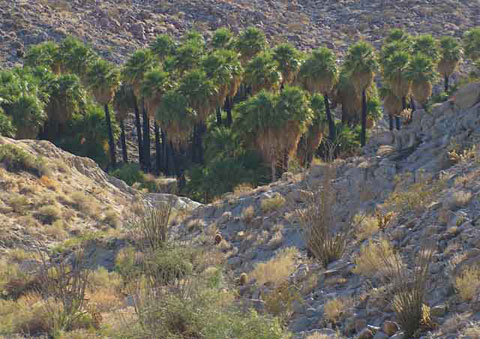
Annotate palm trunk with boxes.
[389,115,394,131]
[142,99,151,172]
[154,121,161,176]
[271,158,276,182]
[104,104,117,169]
[361,89,367,147]
[324,94,336,142]
[120,119,128,164]
[216,107,222,126]
[225,97,233,127]
[410,96,416,122]
[162,130,169,176]
[444,74,449,93]
[133,97,143,166]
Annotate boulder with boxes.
[454,82,480,110]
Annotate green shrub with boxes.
[111,163,144,186]
[0,144,48,177]
[144,245,194,285]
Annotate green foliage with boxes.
[0,108,16,137]
[334,124,362,156]
[412,34,440,61]
[174,40,205,75]
[145,245,194,284]
[244,52,281,94]
[0,144,48,177]
[463,26,480,61]
[111,163,145,186]
[298,47,338,94]
[212,27,234,49]
[272,43,302,84]
[122,49,156,93]
[386,28,411,44]
[236,26,267,62]
[150,34,176,61]
[57,36,96,76]
[56,103,118,167]
[439,36,463,63]
[343,41,379,91]
[85,59,120,105]
[406,54,438,83]
[24,41,60,72]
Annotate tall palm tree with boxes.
[244,52,281,95]
[57,37,96,79]
[463,27,480,61]
[380,85,403,131]
[202,49,243,126]
[343,41,378,147]
[297,94,326,167]
[382,50,411,130]
[141,68,173,174]
[298,47,338,142]
[123,49,156,171]
[385,28,412,44]
[235,27,267,64]
[113,83,135,164]
[412,34,440,62]
[406,54,437,107]
[438,36,463,92]
[178,70,217,163]
[272,43,302,88]
[212,28,234,50]
[86,59,121,168]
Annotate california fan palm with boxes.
[272,43,302,87]
[113,83,135,164]
[438,36,462,92]
[244,52,281,95]
[86,59,121,168]
[406,54,437,106]
[343,41,378,147]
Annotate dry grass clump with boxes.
[102,209,121,228]
[297,164,346,267]
[384,172,445,214]
[36,204,62,224]
[70,192,100,216]
[250,247,298,286]
[241,205,255,224]
[39,175,59,191]
[263,281,301,321]
[261,194,286,213]
[186,218,205,232]
[0,144,50,177]
[323,297,352,323]
[354,213,380,241]
[234,183,254,196]
[306,333,330,339]
[444,190,473,210]
[7,194,30,214]
[454,265,480,301]
[353,239,397,278]
[45,220,69,240]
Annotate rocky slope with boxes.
[0,136,198,253]
[1,0,479,67]
[175,83,480,338]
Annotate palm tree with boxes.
[86,59,121,168]
[235,27,267,64]
[0,107,16,137]
[382,50,411,129]
[244,52,281,95]
[334,68,362,127]
[178,70,217,163]
[57,37,96,79]
[380,85,403,130]
[212,28,234,50]
[141,68,173,174]
[385,28,412,44]
[113,83,135,164]
[150,34,176,62]
[438,36,462,92]
[297,93,326,167]
[298,47,338,142]
[123,49,156,171]
[202,49,243,126]
[412,34,440,62]
[44,74,86,140]
[406,54,437,107]
[463,27,480,61]
[272,43,302,87]
[235,87,312,181]
[343,41,378,147]
[24,41,61,74]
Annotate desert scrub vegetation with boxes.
[296,164,347,267]
[353,238,398,278]
[323,297,352,324]
[250,247,298,286]
[0,144,49,177]
[261,194,286,213]
[454,265,480,302]
[383,171,446,215]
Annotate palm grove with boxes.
[1,27,479,202]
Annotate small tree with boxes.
[244,52,281,95]
[406,54,437,107]
[463,27,480,62]
[438,36,463,92]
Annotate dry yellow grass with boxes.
[241,205,255,224]
[260,195,286,213]
[455,266,480,301]
[354,213,379,241]
[323,297,351,323]
[353,239,398,278]
[250,247,298,286]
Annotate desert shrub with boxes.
[353,239,398,278]
[7,193,30,214]
[354,213,380,241]
[144,245,194,286]
[70,192,99,216]
[263,281,302,322]
[297,164,346,267]
[250,247,298,286]
[111,163,145,186]
[242,205,255,224]
[102,209,121,228]
[36,204,62,224]
[127,202,173,252]
[323,297,351,323]
[455,266,480,301]
[261,194,286,213]
[0,144,49,177]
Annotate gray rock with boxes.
[454,82,480,110]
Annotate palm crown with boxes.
[244,52,281,95]
[272,43,302,85]
[235,27,267,63]
[86,59,120,105]
[298,47,338,94]
[343,41,378,92]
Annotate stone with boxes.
[358,328,374,339]
[454,82,480,110]
[383,320,399,336]
[355,318,368,333]
[373,332,389,339]
[431,304,447,317]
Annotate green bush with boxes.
[111,163,145,186]
[144,245,194,285]
[0,144,49,177]
[0,109,16,137]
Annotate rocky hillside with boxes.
[175,82,480,338]
[1,0,479,67]
[0,136,198,253]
